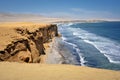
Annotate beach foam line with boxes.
[61,36,67,41]
[84,39,120,64]
[71,27,120,64]
[59,25,87,66]
[48,38,80,65]
[63,40,77,48]
[63,39,86,66]
[76,48,87,66]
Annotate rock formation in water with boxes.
[0,24,58,63]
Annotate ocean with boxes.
[55,21,120,70]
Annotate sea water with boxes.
[57,21,120,70]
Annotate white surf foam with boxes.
[62,36,67,41]
[71,28,120,64]
[64,41,77,48]
[63,40,87,66]
[76,48,87,66]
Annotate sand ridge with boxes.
[0,62,120,80]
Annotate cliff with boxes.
[0,22,120,80]
[0,22,58,63]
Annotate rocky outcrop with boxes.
[0,24,58,63]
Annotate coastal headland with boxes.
[0,22,120,80]
[0,22,58,63]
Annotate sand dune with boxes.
[0,13,67,23]
[0,62,120,80]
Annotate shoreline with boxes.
[0,22,120,80]
[0,22,58,63]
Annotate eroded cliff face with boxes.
[0,24,58,63]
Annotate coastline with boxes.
[0,22,120,80]
[0,22,58,63]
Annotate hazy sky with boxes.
[0,0,120,20]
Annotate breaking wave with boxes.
[71,28,120,64]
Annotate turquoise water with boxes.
[57,21,120,70]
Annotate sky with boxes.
[0,0,120,20]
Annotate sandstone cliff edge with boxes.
[0,22,58,63]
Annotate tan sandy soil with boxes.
[0,62,120,80]
[0,22,50,50]
[0,13,67,23]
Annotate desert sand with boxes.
[0,62,120,80]
[0,22,50,50]
[0,13,71,23]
